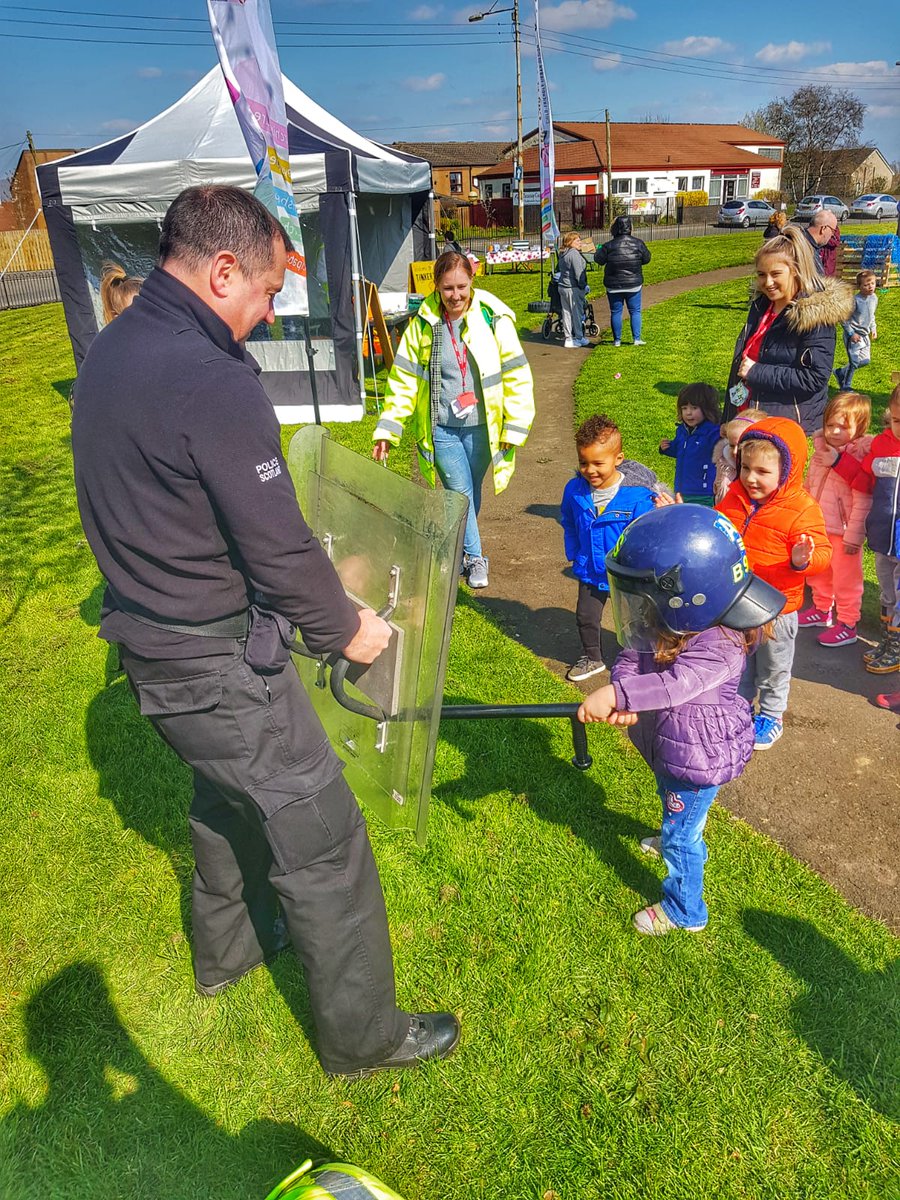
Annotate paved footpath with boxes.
[476,266,900,931]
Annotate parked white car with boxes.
[849,194,899,221]
[717,199,776,228]
[795,195,850,222]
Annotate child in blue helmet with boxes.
[578,505,784,935]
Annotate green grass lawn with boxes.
[484,223,892,330]
[571,280,900,626]
[1,304,898,1200]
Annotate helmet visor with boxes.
[608,572,669,650]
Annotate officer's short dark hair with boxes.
[159,185,293,277]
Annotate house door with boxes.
[722,177,737,203]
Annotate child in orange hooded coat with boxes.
[716,416,831,749]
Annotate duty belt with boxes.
[106,586,250,638]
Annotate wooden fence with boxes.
[0,228,55,273]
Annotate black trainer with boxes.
[329,1012,460,1080]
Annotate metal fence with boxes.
[0,269,61,310]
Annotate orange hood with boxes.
[736,416,809,500]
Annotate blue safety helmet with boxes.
[605,504,785,642]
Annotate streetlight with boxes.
[469,0,524,238]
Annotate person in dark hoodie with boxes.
[594,214,651,346]
[724,224,854,433]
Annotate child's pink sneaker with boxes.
[818,622,857,647]
[798,604,832,628]
[875,690,900,711]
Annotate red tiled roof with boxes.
[479,122,783,177]
[391,141,510,167]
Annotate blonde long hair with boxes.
[754,224,823,300]
[100,262,143,324]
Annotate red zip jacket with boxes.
[715,416,831,613]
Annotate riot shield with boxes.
[287,426,467,844]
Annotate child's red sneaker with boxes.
[798,604,833,628]
[818,622,857,647]
[875,691,900,711]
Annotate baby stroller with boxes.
[542,274,600,342]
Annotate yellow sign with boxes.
[408,261,436,294]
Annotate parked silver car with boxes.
[849,193,899,221]
[718,198,776,228]
[795,194,850,222]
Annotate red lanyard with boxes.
[445,313,469,387]
[744,304,778,362]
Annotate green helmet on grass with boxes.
[264,1159,407,1200]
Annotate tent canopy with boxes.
[38,67,434,422]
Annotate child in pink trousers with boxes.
[800,391,873,647]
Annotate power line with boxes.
[0,30,511,48]
[0,14,510,40]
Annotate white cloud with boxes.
[754,40,830,63]
[540,0,635,33]
[592,52,623,71]
[660,36,733,57]
[809,59,893,79]
[136,66,163,79]
[403,73,447,91]
[100,119,135,132]
[410,4,442,17]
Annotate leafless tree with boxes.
[741,85,865,201]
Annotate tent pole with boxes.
[301,317,322,425]
[347,190,367,406]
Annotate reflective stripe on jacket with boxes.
[373,288,535,494]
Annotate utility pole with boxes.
[469,1,524,238]
[605,109,613,226]
[514,0,523,238]
[26,129,36,156]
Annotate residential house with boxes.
[813,146,894,200]
[0,148,80,232]
[477,122,784,212]
[391,140,509,202]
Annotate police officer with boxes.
[71,185,459,1079]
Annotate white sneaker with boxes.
[613,340,621,347]
[564,338,579,349]
[639,835,662,858]
[578,337,591,346]
[634,339,647,346]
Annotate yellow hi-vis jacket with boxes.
[373,288,535,494]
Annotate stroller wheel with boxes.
[541,316,554,341]
[586,323,600,338]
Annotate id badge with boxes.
[728,380,749,409]
[451,390,478,418]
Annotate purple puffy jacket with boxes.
[611,625,754,788]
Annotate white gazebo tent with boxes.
[38,67,434,421]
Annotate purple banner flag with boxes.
[208,0,308,315]
[533,0,560,245]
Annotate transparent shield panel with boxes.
[287,426,467,843]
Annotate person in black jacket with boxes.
[724,224,853,433]
[594,215,651,346]
[71,185,460,1079]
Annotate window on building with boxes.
[611,178,630,194]
[709,177,722,202]
[483,184,493,200]
[758,147,782,161]
[501,183,511,198]
[449,171,463,194]
[634,177,649,194]
[677,176,688,192]
[691,175,704,190]
[736,175,749,198]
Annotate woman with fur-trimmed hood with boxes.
[724,224,854,433]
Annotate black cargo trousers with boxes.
[119,642,409,1073]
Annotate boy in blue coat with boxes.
[561,413,663,680]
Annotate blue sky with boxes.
[1,0,898,188]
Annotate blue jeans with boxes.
[656,773,719,928]
[433,423,492,557]
[607,289,642,341]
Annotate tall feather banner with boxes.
[533,0,560,244]
[207,0,308,315]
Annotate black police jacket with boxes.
[593,235,651,292]
[71,267,360,658]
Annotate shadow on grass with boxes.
[0,962,330,1198]
[437,690,660,903]
[741,910,899,1120]
[84,679,321,1059]
[476,594,620,670]
[51,377,75,409]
